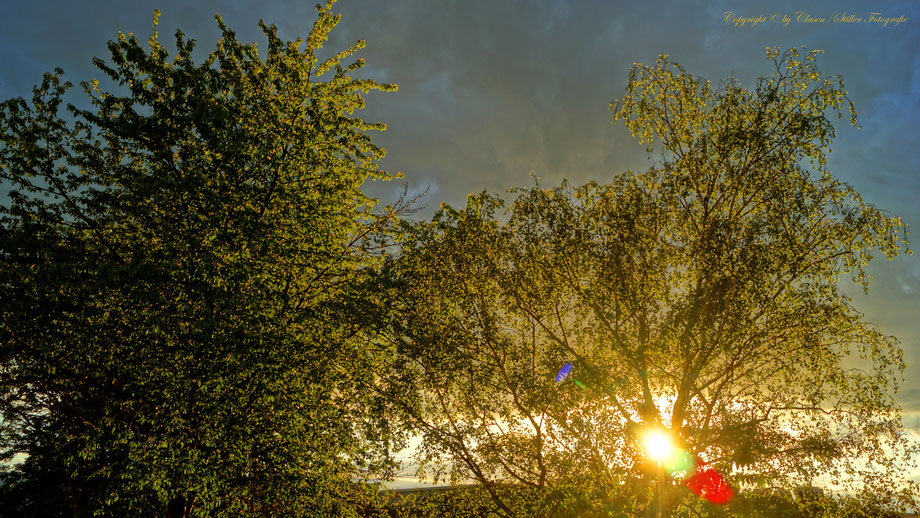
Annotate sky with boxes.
[1,0,918,480]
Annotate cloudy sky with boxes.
[1,0,917,465]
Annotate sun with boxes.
[641,427,675,464]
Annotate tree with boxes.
[0,2,403,515]
[374,47,918,516]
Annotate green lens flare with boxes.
[665,449,694,479]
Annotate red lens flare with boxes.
[683,456,734,505]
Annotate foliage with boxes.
[702,488,906,518]
[362,484,909,518]
[364,484,637,518]
[0,1,403,515]
[373,47,917,516]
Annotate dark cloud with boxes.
[1,0,918,410]
[901,388,920,412]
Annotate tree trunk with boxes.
[166,494,195,518]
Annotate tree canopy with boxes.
[374,47,917,516]
[0,2,403,516]
[2,8,916,515]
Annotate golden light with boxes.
[641,427,675,463]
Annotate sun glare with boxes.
[642,427,674,463]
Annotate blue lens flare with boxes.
[555,363,574,383]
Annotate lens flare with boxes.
[665,449,694,480]
[555,363,574,383]
[640,431,734,505]
[553,364,733,505]
[684,457,734,505]
[555,363,586,390]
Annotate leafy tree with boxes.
[0,2,404,516]
[374,48,918,516]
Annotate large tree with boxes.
[375,48,918,516]
[0,2,402,516]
